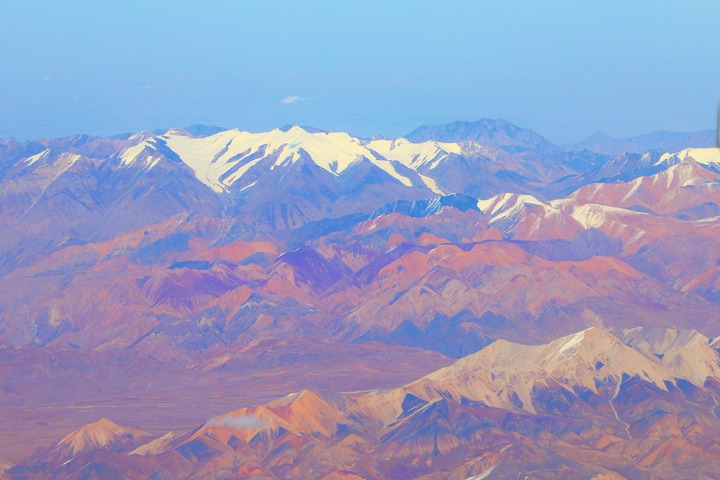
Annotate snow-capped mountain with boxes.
[4,121,712,249]
[116,125,570,200]
[120,127,444,193]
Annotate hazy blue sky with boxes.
[1,1,718,142]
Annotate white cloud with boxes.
[207,414,264,429]
[282,95,303,104]
[141,84,152,90]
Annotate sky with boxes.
[0,1,718,143]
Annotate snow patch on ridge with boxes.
[367,137,463,170]
[24,149,50,166]
[658,147,720,166]
[555,329,586,355]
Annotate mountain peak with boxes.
[269,388,332,409]
[191,388,347,444]
[407,327,676,414]
[619,326,720,386]
[280,124,327,134]
[181,124,226,137]
[544,326,623,360]
[404,118,559,155]
[56,418,149,456]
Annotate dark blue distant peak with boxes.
[280,125,327,134]
[182,125,227,137]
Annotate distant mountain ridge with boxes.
[568,129,716,154]
[4,119,715,156]
[404,118,561,155]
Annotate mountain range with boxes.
[404,119,716,155]
[1,118,720,478]
[7,326,720,479]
